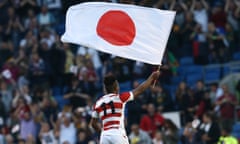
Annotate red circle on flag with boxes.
[96,10,136,46]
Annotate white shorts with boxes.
[100,130,129,144]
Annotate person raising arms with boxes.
[90,70,160,144]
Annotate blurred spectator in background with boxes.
[55,109,77,144]
[195,112,220,144]
[207,22,228,63]
[140,103,165,137]
[129,123,152,144]
[181,122,197,144]
[78,60,98,97]
[218,125,238,144]
[180,11,197,57]
[162,119,179,144]
[0,80,13,114]
[209,1,227,29]
[190,23,208,65]
[190,0,209,32]
[76,128,93,144]
[1,58,20,84]
[39,122,57,144]
[195,90,212,119]
[63,77,89,111]
[15,0,37,18]
[37,5,55,28]
[5,16,25,54]
[193,80,205,105]
[152,131,164,144]
[0,42,14,69]
[5,134,14,144]
[215,84,238,126]
[175,81,199,124]
[28,52,48,89]
[127,80,149,127]
[19,108,37,141]
[149,83,174,112]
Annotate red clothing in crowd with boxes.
[140,113,164,137]
[217,94,237,119]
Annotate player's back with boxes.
[94,92,133,134]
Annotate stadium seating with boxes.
[185,73,203,86]
[233,52,240,61]
[204,65,221,84]
[179,56,194,66]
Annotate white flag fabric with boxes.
[61,2,176,65]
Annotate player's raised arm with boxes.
[132,70,160,99]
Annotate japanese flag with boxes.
[61,2,176,65]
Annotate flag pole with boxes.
[152,64,161,88]
[152,47,168,88]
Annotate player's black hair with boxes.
[104,74,117,93]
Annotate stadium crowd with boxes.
[0,0,240,143]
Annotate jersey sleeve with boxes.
[91,105,99,118]
[119,91,134,103]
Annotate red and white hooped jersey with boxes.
[92,92,134,134]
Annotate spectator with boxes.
[77,46,102,72]
[193,80,205,105]
[55,111,77,144]
[20,85,32,105]
[63,76,89,111]
[127,80,149,127]
[0,80,12,114]
[195,90,212,119]
[5,16,25,52]
[23,9,37,29]
[37,5,55,28]
[28,52,48,89]
[195,112,221,144]
[19,109,37,141]
[162,119,179,144]
[180,11,197,57]
[181,122,197,144]
[209,2,227,29]
[129,123,152,144]
[149,83,173,112]
[78,60,98,97]
[76,128,93,144]
[225,0,239,32]
[190,23,208,64]
[215,84,238,127]
[0,98,6,122]
[209,82,219,104]
[175,81,195,124]
[218,125,238,144]
[16,0,37,18]
[140,103,165,137]
[5,134,14,144]
[39,122,57,144]
[207,22,228,63]
[190,0,209,32]
[1,58,20,84]
[0,42,14,68]
[152,131,164,144]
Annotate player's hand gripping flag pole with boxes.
[61,2,176,83]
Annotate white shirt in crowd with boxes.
[77,46,102,70]
[40,130,57,144]
[59,123,77,144]
[193,9,208,32]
